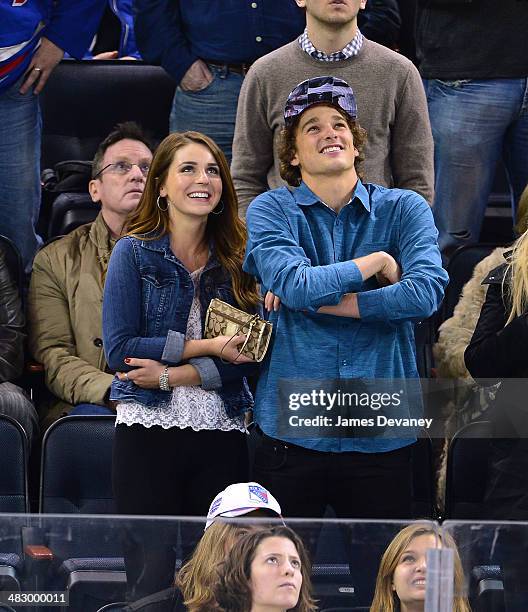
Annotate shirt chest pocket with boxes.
[141,272,183,335]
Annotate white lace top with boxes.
[116,267,246,433]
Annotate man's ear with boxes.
[290,152,300,168]
[294,0,306,8]
[360,0,367,9]
[88,179,100,203]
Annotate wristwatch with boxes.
[159,366,171,391]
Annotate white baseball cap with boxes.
[205,482,282,530]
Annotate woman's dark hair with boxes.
[278,103,367,187]
[126,130,260,310]
[213,525,317,612]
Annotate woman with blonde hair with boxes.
[370,523,471,612]
[103,131,261,601]
[465,222,528,520]
[465,222,528,609]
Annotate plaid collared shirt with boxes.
[298,28,363,62]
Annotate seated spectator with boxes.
[465,223,528,520]
[213,525,316,612]
[370,523,470,612]
[28,122,153,429]
[433,185,528,512]
[122,482,282,612]
[0,245,38,445]
[435,184,528,381]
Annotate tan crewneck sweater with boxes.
[232,39,434,217]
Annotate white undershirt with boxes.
[116,267,246,433]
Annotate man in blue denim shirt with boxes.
[244,76,448,519]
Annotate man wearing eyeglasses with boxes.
[28,122,154,428]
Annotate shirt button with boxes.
[251,2,257,7]
[342,359,348,366]
[255,35,262,42]
[93,338,103,348]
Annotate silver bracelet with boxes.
[159,366,171,391]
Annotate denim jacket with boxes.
[102,234,258,417]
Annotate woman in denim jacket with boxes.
[102,131,260,600]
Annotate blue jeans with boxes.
[0,77,42,274]
[70,404,115,416]
[424,78,528,253]
[170,65,244,163]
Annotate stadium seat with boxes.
[441,243,504,325]
[411,433,436,519]
[40,60,175,170]
[47,193,100,238]
[0,235,24,305]
[472,564,505,612]
[39,415,126,611]
[444,420,492,519]
[0,415,29,591]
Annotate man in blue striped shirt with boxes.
[244,76,448,520]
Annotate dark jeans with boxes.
[113,423,248,602]
[252,429,414,605]
[252,428,413,519]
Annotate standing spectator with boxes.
[134,1,305,162]
[244,77,447,519]
[103,131,260,601]
[415,0,528,256]
[28,123,153,429]
[0,245,38,446]
[358,0,401,51]
[232,0,433,217]
[0,0,106,275]
[84,0,141,60]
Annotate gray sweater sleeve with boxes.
[232,67,275,219]
[389,62,434,204]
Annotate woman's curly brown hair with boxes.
[278,104,367,187]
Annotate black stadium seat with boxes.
[39,415,125,610]
[0,415,29,591]
[0,235,24,303]
[40,60,175,169]
[444,420,492,519]
[47,193,100,238]
[441,243,503,325]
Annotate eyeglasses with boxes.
[94,161,151,179]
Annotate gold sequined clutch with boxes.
[204,298,273,363]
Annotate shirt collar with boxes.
[293,179,371,212]
[298,28,363,62]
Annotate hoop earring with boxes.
[211,200,224,216]
[157,195,169,212]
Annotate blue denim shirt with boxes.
[244,180,449,453]
[103,234,257,417]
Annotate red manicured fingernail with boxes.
[124,358,131,363]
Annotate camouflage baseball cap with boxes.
[284,76,357,127]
